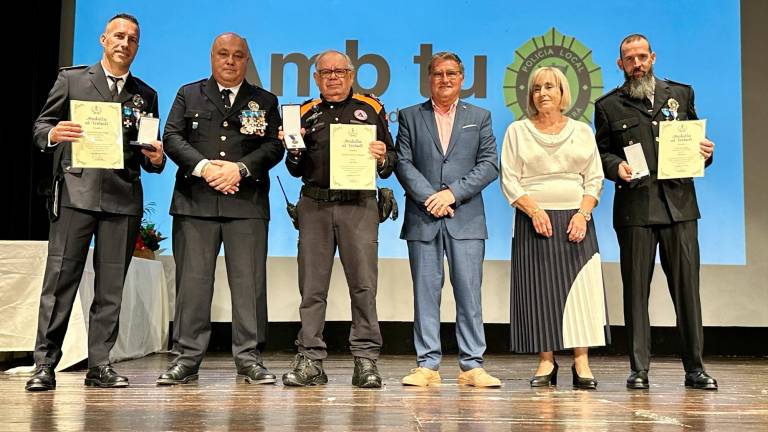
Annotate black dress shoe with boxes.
[572,364,597,390]
[156,364,199,385]
[237,363,277,385]
[530,361,558,387]
[626,370,649,389]
[352,357,382,388]
[84,364,129,388]
[282,353,328,387]
[685,371,718,390]
[25,365,56,391]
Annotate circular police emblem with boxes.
[503,27,602,124]
[354,109,368,121]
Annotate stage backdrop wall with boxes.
[61,0,767,326]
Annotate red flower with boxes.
[135,235,147,250]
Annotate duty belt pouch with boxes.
[377,187,398,223]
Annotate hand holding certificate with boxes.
[657,119,706,179]
[70,100,124,169]
[330,124,377,190]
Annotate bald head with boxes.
[211,32,249,87]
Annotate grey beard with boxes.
[625,73,656,100]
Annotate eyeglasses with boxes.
[430,70,462,80]
[317,68,352,79]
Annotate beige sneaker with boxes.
[457,368,502,387]
[402,367,441,386]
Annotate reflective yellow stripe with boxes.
[352,94,383,114]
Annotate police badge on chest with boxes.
[239,100,267,136]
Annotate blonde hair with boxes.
[526,66,572,118]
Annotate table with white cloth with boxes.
[0,241,168,371]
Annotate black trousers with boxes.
[34,206,140,368]
[616,220,704,373]
[172,216,268,370]
[295,196,382,360]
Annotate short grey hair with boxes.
[428,51,464,74]
[314,50,355,71]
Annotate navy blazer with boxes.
[395,100,498,241]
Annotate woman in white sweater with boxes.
[501,66,608,390]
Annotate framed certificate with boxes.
[329,124,376,190]
[658,119,706,179]
[70,100,124,169]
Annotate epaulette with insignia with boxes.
[59,65,88,71]
[595,86,621,103]
[300,98,322,117]
[663,78,691,88]
[352,93,383,114]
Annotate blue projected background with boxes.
[72,0,744,264]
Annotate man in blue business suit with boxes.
[396,52,500,387]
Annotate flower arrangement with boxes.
[134,202,166,259]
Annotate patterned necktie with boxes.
[108,76,123,101]
[221,88,232,111]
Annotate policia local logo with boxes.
[504,28,602,124]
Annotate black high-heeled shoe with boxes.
[530,361,558,387]
[572,364,597,390]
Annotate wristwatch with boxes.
[236,162,250,178]
[577,209,592,221]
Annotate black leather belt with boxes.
[301,185,376,202]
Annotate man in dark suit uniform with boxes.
[27,13,165,391]
[595,34,717,390]
[157,33,284,385]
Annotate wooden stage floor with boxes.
[1,353,766,431]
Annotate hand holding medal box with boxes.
[130,116,160,150]
[281,104,306,150]
[125,94,158,150]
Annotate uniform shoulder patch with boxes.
[352,93,383,114]
[300,98,322,117]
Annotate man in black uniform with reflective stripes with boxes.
[281,50,396,388]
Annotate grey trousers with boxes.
[295,196,382,360]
